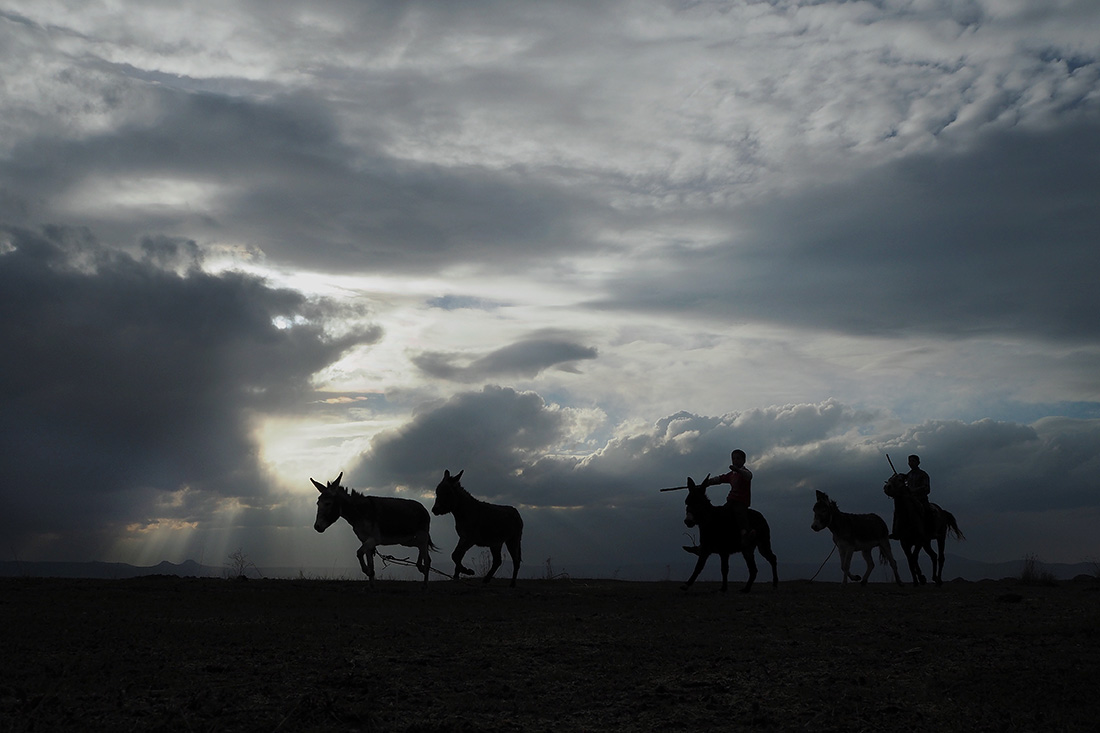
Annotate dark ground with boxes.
[1,576,1097,732]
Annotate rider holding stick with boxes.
[889,454,932,539]
[702,449,757,546]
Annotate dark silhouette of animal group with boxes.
[312,469,523,587]
[313,469,962,591]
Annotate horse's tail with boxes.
[943,511,965,541]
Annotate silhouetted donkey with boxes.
[681,475,778,593]
[312,472,436,588]
[432,469,524,587]
[811,490,902,585]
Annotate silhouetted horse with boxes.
[432,470,524,587]
[812,490,902,586]
[883,473,965,586]
[681,475,778,593]
[312,472,436,588]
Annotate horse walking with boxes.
[883,473,965,586]
[811,490,902,586]
[680,476,778,593]
[312,472,436,588]
[432,470,524,587]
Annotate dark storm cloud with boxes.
[0,226,379,556]
[0,86,604,274]
[347,385,571,497]
[411,331,598,382]
[594,122,1100,343]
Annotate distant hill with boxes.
[0,559,222,579]
[1,555,1096,582]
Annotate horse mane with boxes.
[447,478,480,504]
[332,485,371,505]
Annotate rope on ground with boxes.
[376,552,453,580]
[808,543,838,581]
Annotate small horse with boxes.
[883,473,965,586]
[312,472,436,588]
[681,476,778,593]
[432,469,524,587]
[811,490,902,586]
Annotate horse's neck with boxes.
[337,493,371,524]
[451,487,482,515]
[696,500,719,521]
[829,508,852,531]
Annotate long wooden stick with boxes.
[659,485,689,492]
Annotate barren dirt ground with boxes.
[1,576,1098,732]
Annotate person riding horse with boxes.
[889,454,932,540]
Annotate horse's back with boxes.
[371,496,431,535]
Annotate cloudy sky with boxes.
[2,0,1098,580]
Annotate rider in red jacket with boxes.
[703,449,756,545]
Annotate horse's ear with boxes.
[444,469,451,479]
[311,479,326,492]
[815,490,827,501]
[334,472,343,486]
[455,469,463,481]
[687,477,696,489]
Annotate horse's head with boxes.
[311,472,346,532]
[683,475,711,528]
[811,490,835,532]
[883,472,907,498]
[432,469,464,516]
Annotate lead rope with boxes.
[808,543,838,581]
[377,552,453,579]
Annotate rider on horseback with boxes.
[889,454,933,539]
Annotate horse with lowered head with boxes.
[811,490,902,586]
[883,472,965,586]
[432,469,524,587]
[312,472,436,588]
[681,475,778,593]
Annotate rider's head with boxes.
[730,449,747,469]
[908,454,920,468]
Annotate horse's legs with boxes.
[880,541,903,586]
[484,544,503,584]
[718,553,730,593]
[740,549,758,593]
[756,534,779,588]
[922,541,940,586]
[839,547,855,584]
[357,543,377,589]
[901,544,922,586]
[415,534,431,587]
[860,549,875,586]
[450,537,476,580]
[505,535,521,588]
[681,553,709,591]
